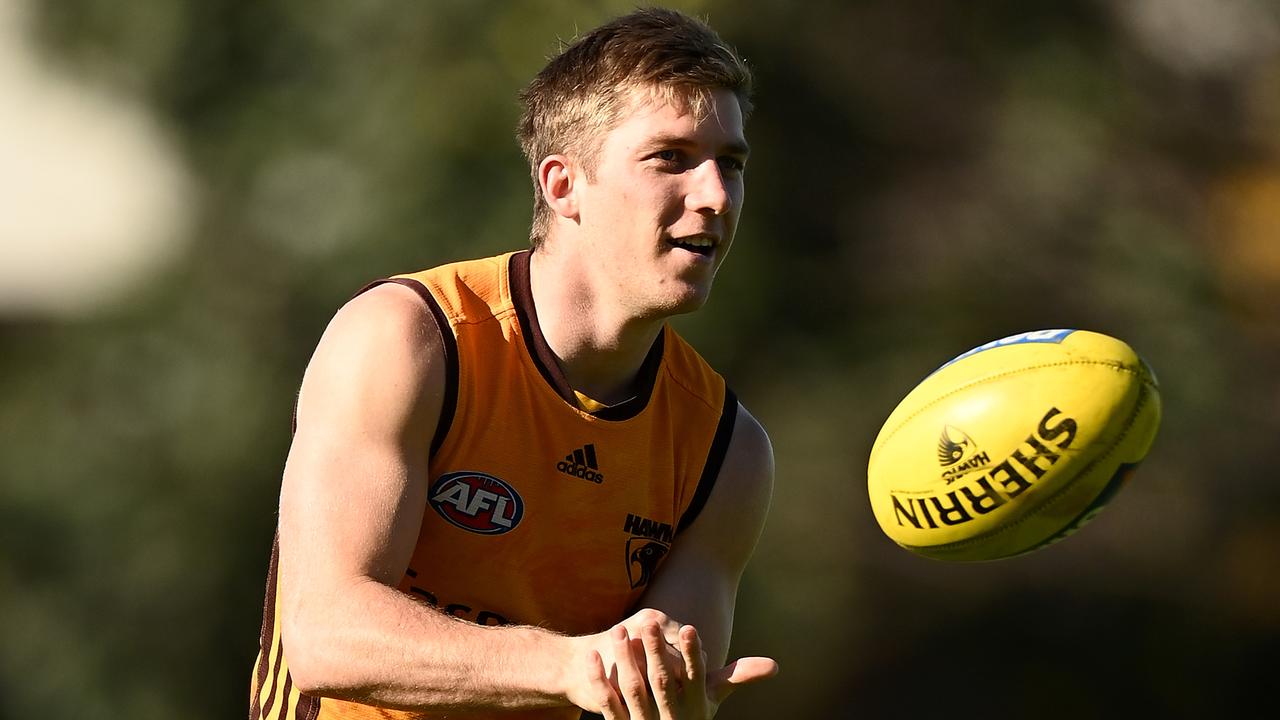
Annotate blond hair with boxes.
[517,8,753,246]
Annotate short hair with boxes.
[517,8,754,247]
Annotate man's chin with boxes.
[661,284,714,317]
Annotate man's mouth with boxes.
[668,234,717,257]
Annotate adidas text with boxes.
[558,444,605,484]
[556,461,604,483]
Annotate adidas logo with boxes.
[556,443,605,484]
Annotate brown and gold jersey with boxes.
[251,250,738,720]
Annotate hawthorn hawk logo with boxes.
[935,425,992,483]
[622,513,673,589]
[937,425,975,467]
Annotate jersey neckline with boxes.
[508,250,665,422]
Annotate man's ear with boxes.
[538,154,578,220]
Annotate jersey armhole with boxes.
[352,277,460,458]
[676,387,738,534]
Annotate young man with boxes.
[250,8,777,720]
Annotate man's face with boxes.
[573,86,749,318]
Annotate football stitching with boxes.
[871,359,1142,460]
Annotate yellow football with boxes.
[867,329,1161,561]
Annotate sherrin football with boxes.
[867,330,1161,562]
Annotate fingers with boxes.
[587,648,627,720]
[706,656,780,705]
[642,622,682,717]
[677,624,706,684]
[612,625,657,720]
[628,608,682,647]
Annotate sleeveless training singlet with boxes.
[251,250,737,720]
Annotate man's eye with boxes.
[655,149,680,163]
[718,156,746,173]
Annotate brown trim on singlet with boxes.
[261,624,286,718]
[294,684,320,720]
[252,548,319,720]
[351,278,460,457]
[279,675,293,718]
[676,388,738,534]
[508,250,665,421]
[251,535,280,719]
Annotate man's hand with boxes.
[567,609,779,719]
[564,608,683,714]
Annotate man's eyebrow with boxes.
[642,133,751,157]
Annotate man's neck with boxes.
[527,247,664,406]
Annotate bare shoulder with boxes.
[317,281,443,365]
[298,281,447,433]
[675,401,773,565]
[717,402,774,513]
[726,403,773,476]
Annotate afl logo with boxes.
[430,472,524,535]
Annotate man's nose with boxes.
[686,159,732,216]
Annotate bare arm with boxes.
[277,283,614,712]
[601,402,778,718]
[640,403,773,665]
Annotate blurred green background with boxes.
[2,0,1278,718]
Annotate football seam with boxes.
[898,380,1155,557]
[871,359,1142,463]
